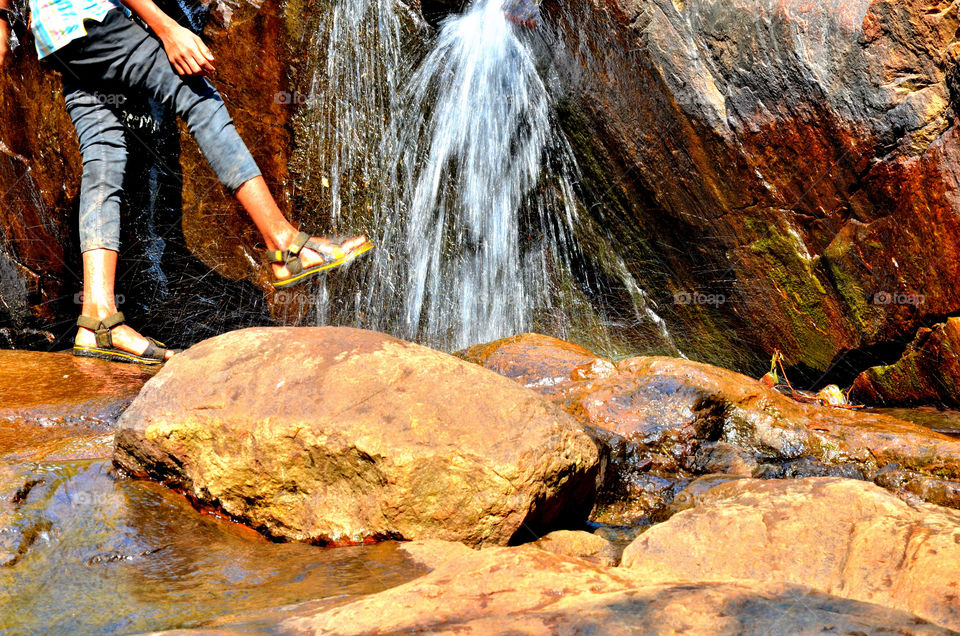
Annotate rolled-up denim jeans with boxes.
[47,8,262,253]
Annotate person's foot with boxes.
[270,234,370,281]
[74,317,175,361]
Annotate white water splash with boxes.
[395,0,558,345]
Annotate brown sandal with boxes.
[72,312,172,365]
[267,231,373,289]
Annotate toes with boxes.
[339,235,368,251]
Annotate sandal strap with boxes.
[287,231,310,256]
[265,231,314,276]
[141,338,167,362]
[77,311,125,349]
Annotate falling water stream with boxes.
[394,0,563,345]
[298,0,676,353]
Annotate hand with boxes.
[0,21,10,69]
[158,24,215,76]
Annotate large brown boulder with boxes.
[851,317,960,407]
[229,539,952,634]
[622,477,960,630]
[547,0,960,379]
[114,327,600,546]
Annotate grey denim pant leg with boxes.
[55,9,262,253]
[63,88,127,252]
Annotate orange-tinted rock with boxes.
[455,332,603,395]
[461,334,960,520]
[612,356,960,480]
[532,529,621,566]
[114,327,600,546]
[257,539,952,635]
[547,0,960,379]
[0,20,78,344]
[851,318,960,407]
[622,477,960,631]
[0,350,156,461]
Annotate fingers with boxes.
[164,28,216,76]
[191,36,215,74]
[185,57,202,76]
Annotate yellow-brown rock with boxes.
[114,327,600,546]
[622,477,960,630]
[258,539,953,635]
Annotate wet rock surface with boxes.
[461,333,960,523]
[0,348,426,634]
[232,539,954,635]
[114,327,600,546]
[0,350,156,461]
[0,460,425,633]
[622,477,960,631]
[852,317,960,407]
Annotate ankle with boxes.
[269,226,299,251]
[81,306,119,320]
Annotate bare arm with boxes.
[119,0,214,75]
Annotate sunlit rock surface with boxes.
[852,317,960,407]
[546,0,960,380]
[212,539,953,634]
[114,327,600,546]
[531,528,622,566]
[622,477,960,631]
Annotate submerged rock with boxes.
[246,539,953,635]
[621,477,960,631]
[851,317,960,407]
[0,350,156,461]
[114,327,600,546]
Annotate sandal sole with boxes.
[72,346,167,365]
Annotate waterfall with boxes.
[296,0,676,354]
[394,0,561,346]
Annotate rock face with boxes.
[258,539,952,635]
[851,317,960,407]
[547,0,960,380]
[460,333,960,522]
[114,327,600,546]
[622,478,960,631]
[0,9,79,347]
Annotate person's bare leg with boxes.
[234,176,367,280]
[73,248,175,359]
